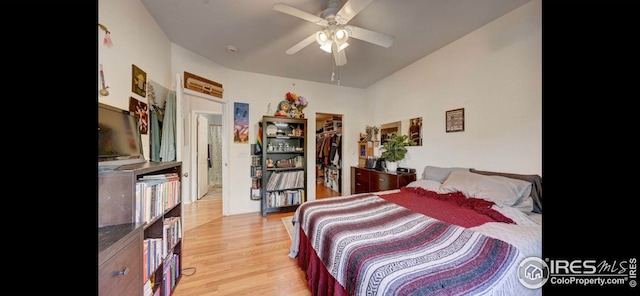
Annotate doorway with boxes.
[196,114,223,201]
[315,113,343,199]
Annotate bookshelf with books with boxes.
[250,153,262,201]
[260,116,307,217]
[98,161,183,296]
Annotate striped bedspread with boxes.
[296,194,521,296]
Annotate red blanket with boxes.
[381,187,514,228]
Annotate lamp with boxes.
[315,28,349,53]
[316,30,332,53]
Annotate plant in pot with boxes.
[380,132,414,172]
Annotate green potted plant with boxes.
[380,132,414,172]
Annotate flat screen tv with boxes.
[98,102,146,169]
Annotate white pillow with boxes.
[406,179,442,192]
[422,166,470,183]
[439,171,532,207]
[513,195,534,213]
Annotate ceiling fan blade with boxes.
[285,33,317,55]
[335,0,374,24]
[332,43,347,66]
[273,3,328,26]
[345,25,394,48]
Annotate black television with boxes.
[98,102,146,170]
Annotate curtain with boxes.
[149,110,161,161]
[159,91,176,161]
[209,125,222,187]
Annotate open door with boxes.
[197,114,209,200]
[315,113,343,199]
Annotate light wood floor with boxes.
[172,182,341,295]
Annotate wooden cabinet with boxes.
[357,141,374,167]
[260,116,307,217]
[98,224,143,296]
[351,166,416,194]
[98,161,183,296]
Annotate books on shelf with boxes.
[265,170,304,191]
[267,189,304,207]
[135,174,181,223]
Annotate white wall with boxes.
[170,43,367,214]
[98,0,173,159]
[98,0,541,216]
[223,69,366,214]
[365,0,541,176]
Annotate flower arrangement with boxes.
[286,92,308,111]
[284,92,309,118]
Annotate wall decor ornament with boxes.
[132,64,147,97]
[274,92,309,118]
[446,108,465,133]
[183,71,224,98]
[234,102,249,143]
[129,97,149,134]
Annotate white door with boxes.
[197,114,209,199]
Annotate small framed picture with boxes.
[132,64,147,97]
[446,108,464,133]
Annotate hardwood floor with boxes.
[173,182,341,295]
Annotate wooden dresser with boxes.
[351,166,416,194]
[98,223,143,296]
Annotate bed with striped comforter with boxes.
[289,188,542,296]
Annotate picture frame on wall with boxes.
[132,64,147,97]
[129,97,149,134]
[446,108,464,133]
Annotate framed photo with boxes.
[132,64,147,97]
[446,108,465,133]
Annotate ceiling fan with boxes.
[274,0,394,66]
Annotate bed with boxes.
[289,166,542,296]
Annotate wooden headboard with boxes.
[470,169,542,214]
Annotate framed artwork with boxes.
[234,102,249,143]
[380,121,401,144]
[408,117,422,146]
[132,65,147,97]
[446,108,465,133]
[129,97,149,134]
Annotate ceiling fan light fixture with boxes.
[320,43,333,53]
[315,31,328,43]
[337,42,349,52]
[335,29,348,42]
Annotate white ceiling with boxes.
[141,0,532,89]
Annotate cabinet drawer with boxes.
[353,180,370,194]
[371,171,398,192]
[98,234,141,296]
[353,168,370,183]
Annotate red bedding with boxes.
[382,187,514,228]
[294,190,521,296]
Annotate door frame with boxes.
[181,87,229,216]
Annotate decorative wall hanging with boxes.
[446,108,465,133]
[132,65,147,97]
[129,97,149,134]
[184,71,224,98]
[409,117,422,145]
[234,102,249,143]
[98,23,113,48]
[99,64,109,96]
[147,80,172,161]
